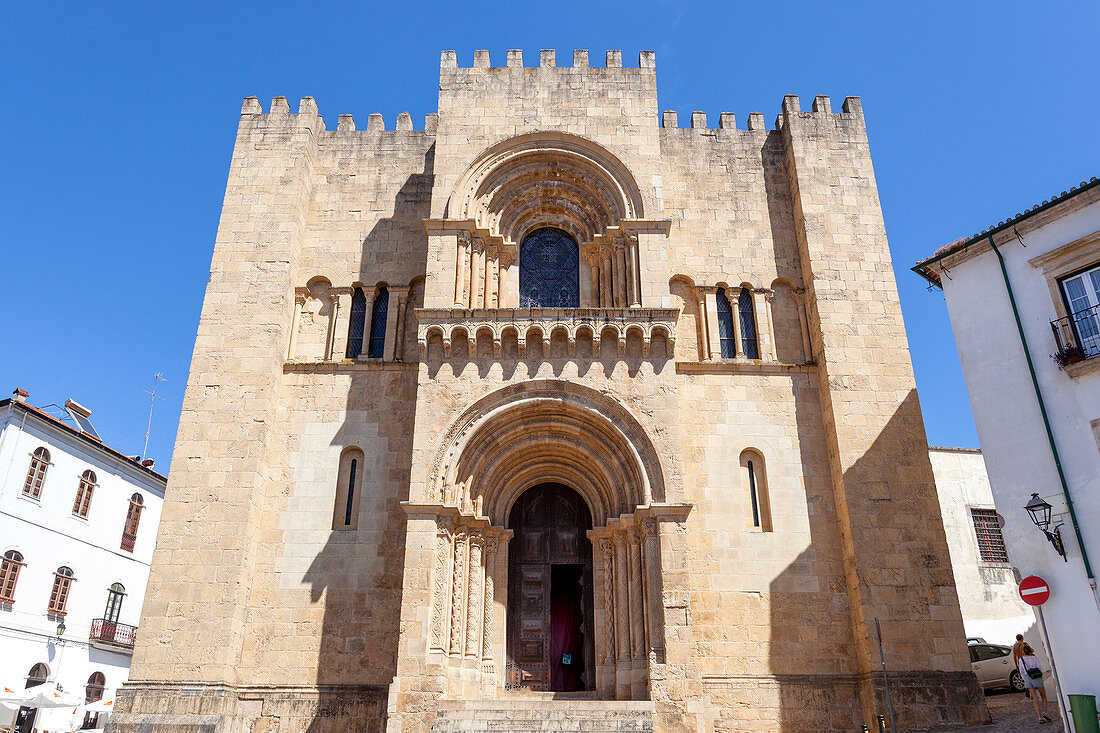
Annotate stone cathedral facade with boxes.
[111,50,988,733]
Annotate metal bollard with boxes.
[878,715,887,733]
[861,726,869,732]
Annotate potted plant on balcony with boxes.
[1052,344,1087,368]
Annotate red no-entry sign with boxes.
[1019,575,1051,606]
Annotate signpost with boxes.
[1018,575,1070,729]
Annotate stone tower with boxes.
[109,50,987,733]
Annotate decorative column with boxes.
[700,287,723,360]
[628,527,646,699]
[625,235,641,307]
[450,533,468,655]
[486,244,499,308]
[640,519,665,664]
[481,540,497,672]
[731,288,745,358]
[613,531,631,699]
[287,289,306,360]
[394,290,409,361]
[471,238,485,309]
[430,517,454,653]
[465,537,484,658]
[587,254,601,307]
[330,286,352,361]
[384,286,409,362]
[756,288,775,362]
[596,537,617,696]
[796,288,813,363]
[455,232,470,308]
[614,247,627,308]
[600,249,613,308]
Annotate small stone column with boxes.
[455,232,470,308]
[730,288,745,358]
[384,286,409,361]
[700,287,723,360]
[796,290,813,363]
[471,240,485,309]
[614,247,627,308]
[625,235,641,307]
[756,288,775,361]
[600,250,613,308]
[330,286,352,360]
[287,289,306,360]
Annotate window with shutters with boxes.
[48,566,74,615]
[971,508,1010,564]
[22,447,50,499]
[0,550,24,602]
[121,493,143,552]
[73,470,96,518]
[367,286,389,358]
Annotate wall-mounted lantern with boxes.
[1025,493,1067,562]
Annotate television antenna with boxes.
[142,373,167,460]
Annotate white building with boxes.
[915,177,1100,730]
[0,389,165,731]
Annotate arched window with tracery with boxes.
[48,566,74,615]
[121,494,143,552]
[73,470,96,517]
[367,286,389,358]
[716,288,735,358]
[26,663,48,689]
[739,288,759,359]
[346,286,367,358]
[0,550,24,602]
[23,447,50,499]
[520,228,579,308]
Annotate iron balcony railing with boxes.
[1051,303,1100,367]
[89,618,136,650]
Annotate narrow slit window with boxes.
[23,447,50,499]
[347,287,367,358]
[716,288,735,359]
[740,450,772,531]
[739,288,759,359]
[0,550,24,602]
[333,448,364,530]
[73,470,96,517]
[367,286,389,358]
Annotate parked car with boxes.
[969,642,1025,692]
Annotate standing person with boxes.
[1012,634,1030,699]
[1018,643,1052,723]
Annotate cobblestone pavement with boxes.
[945,690,1064,732]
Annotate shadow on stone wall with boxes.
[768,389,988,732]
[297,147,434,733]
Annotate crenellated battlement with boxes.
[239,96,439,134]
[440,48,656,70]
[658,94,864,133]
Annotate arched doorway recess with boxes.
[410,381,691,701]
[506,483,594,691]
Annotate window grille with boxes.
[971,509,1010,564]
[519,228,579,307]
[367,287,389,358]
[48,567,74,615]
[347,287,367,358]
[716,288,735,358]
[739,288,759,359]
[23,447,50,499]
[0,550,24,602]
[73,470,96,517]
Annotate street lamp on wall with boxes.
[55,620,65,638]
[1025,493,1068,561]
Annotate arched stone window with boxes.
[520,228,579,308]
[121,493,143,552]
[73,470,96,518]
[104,582,126,623]
[716,288,735,358]
[739,288,760,359]
[48,566,74,615]
[332,448,365,530]
[26,663,48,689]
[23,447,50,499]
[740,449,772,531]
[0,550,24,602]
[346,286,367,358]
[367,286,389,358]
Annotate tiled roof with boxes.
[913,176,1100,287]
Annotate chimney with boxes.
[64,398,91,418]
[12,388,28,403]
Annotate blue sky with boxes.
[2,1,1097,469]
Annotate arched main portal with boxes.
[506,483,594,692]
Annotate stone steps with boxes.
[431,698,655,732]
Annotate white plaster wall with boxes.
[940,198,1100,719]
[0,402,165,726]
[928,448,1038,648]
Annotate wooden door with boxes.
[507,484,594,691]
